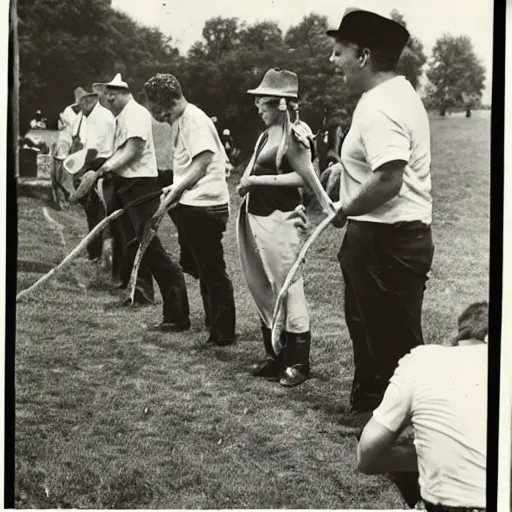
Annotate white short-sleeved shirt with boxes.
[112,97,158,178]
[340,76,432,225]
[373,344,487,508]
[79,102,116,159]
[59,105,78,144]
[171,103,229,207]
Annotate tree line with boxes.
[18,0,487,153]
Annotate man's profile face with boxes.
[104,88,127,115]
[146,99,175,124]
[79,96,98,116]
[329,41,364,92]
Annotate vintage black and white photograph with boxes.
[12,0,496,509]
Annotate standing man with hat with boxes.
[324,9,435,415]
[69,88,116,261]
[143,73,236,345]
[91,74,190,329]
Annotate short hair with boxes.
[144,74,183,107]
[350,44,398,72]
[455,301,488,343]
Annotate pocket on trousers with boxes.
[206,203,229,224]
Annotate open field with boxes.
[15,113,490,509]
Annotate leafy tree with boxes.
[17,0,180,131]
[390,10,427,90]
[426,34,486,116]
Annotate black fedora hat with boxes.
[327,8,409,61]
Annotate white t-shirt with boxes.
[171,103,229,207]
[112,97,158,178]
[69,104,115,159]
[58,105,78,144]
[373,344,487,508]
[80,102,115,159]
[340,76,432,225]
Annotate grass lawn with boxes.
[14,113,490,509]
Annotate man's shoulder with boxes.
[397,344,446,370]
[182,103,211,125]
[95,104,115,121]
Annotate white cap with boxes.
[93,73,129,91]
[223,129,230,136]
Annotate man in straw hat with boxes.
[143,73,236,346]
[68,88,116,262]
[88,73,190,330]
[357,302,488,511]
[51,87,86,208]
[323,9,434,415]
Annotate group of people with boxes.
[51,7,486,512]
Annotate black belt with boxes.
[425,501,485,512]
[348,219,430,231]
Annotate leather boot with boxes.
[250,325,285,378]
[279,331,310,387]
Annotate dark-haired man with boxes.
[144,73,236,346]
[326,8,435,414]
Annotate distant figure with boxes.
[221,128,234,153]
[30,110,47,130]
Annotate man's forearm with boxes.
[100,141,142,175]
[358,444,418,474]
[343,171,402,217]
[172,159,208,196]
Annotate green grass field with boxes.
[15,113,490,509]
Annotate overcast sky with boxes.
[111,0,494,102]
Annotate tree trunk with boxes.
[466,108,471,118]
[440,108,446,117]
[11,0,19,179]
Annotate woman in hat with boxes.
[324,9,435,415]
[237,68,334,388]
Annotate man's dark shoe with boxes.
[103,297,152,311]
[146,321,191,333]
[250,357,283,378]
[206,337,236,347]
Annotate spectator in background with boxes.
[30,110,47,130]
[357,302,488,512]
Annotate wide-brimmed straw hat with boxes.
[326,8,409,61]
[72,87,98,107]
[247,68,299,99]
[93,73,129,91]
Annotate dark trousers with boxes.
[103,175,190,324]
[338,220,434,412]
[171,203,235,343]
[157,169,174,189]
[74,157,108,260]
